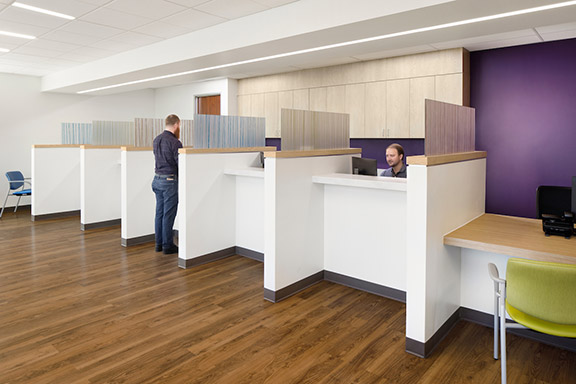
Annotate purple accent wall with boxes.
[265,138,424,169]
[471,38,576,218]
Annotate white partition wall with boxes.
[80,146,121,230]
[178,148,271,268]
[120,147,156,246]
[318,176,408,298]
[31,145,81,220]
[405,154,486,357]
[263,149,361,302]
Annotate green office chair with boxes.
[488,258,576,384]
[1,171,32,219]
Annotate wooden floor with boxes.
[1,209,575,384]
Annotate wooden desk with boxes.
[444,214,576,265]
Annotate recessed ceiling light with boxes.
[0,47,10,53]
[78,0,576,94]
[0,30,36,39]
[12,2,75,20]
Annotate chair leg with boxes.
[500,298,507,384]
[0,191,10,218]
[493,281,499,360]
[14,195,22,213]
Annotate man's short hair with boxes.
[387,143,405,160]
[165,114,180,127]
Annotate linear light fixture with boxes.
[0,47,10,53]
[78,0,576,94]
[12,2,75,20]
[0,30,35,39]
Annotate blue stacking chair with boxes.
[1,171,32,218]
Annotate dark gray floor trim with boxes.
[121,234,155,247]
[264,270,325,303]
[324,270,406,303]
[235,246,264,262]
[81,219,121,231]
[460,307,576,353]
[406,307,461,358]
[32,210,80,221]
[178,247,236,269]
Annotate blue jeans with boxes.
[152,175,178,249]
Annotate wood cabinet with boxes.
[237,48,469,139]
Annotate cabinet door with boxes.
[326,85,346,113]
[410,76,435,138]
[386,79,410,138]
[293,89,309,110]
[237,94,251,117]
[310,87,327,112]
[264,92,279,138]
[435,73,463,105]
[364,81,387,138]
[345,83,365,138]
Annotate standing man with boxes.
[381,143,407,178]
[152,114,183,254]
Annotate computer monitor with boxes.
[352,157,377,176]
[536,185,572,219]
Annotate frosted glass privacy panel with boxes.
[92,121,135,146]
[62,123,92,144]
[135,118,193,147]
[193,114,265,149]
[425,99,475,156]
[281,109,350,151]
[135,118,163,147]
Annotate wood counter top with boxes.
[444,214,576,264]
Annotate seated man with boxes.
[381,143,407,178]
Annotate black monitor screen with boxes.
[536,186,572,218]
[352,157,377,176]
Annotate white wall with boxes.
[0,73,155,209]
[406,158,486,344]
[81,147,121,226]
[31,147,81,217]
[154,78,237,119]
[235,175,265,253]
[264,155,353,292]
[323,184,407,290]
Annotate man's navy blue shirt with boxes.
[153,130,183,175]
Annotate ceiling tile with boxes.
[160,8,225,30]
[90,38,138,52]
[48,57,89,67]
[430,30,540,51]
[536,21,576,35]
[80,7,154,30]
[133,21,193,39]
[68,46,116,58]
[42,30,103,45]
[0,7,71,29]
[0,19,51,36]
[164,0,211,7]
[55,51,97,63]
[59,20,124,39]
[107,31,163,46]
[0,52,53,64]
[25,39,82,53]
[538,29,576,42]
[253,0,298,7]
[0,35,27,48]
[352,45,436,61]
[77,0,114,5]
[107,0,187,19]
[12,45,63,58]
[14,0,100,18]
[195,0,268,20]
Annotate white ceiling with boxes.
[1,0,576,95]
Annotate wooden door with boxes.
[196,95,221,115]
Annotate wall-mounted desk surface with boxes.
[444,214,576,265]
[224,168,264,178]
[313,173,407,191]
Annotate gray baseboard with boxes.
[32,210,80,221]
[81,219,121,231]
[405,308,461,358]
[460,307,576,353]
[178,247,236,269]
[264,271,325,303]
[235,246,264,262]
[121,234,155,247]
[324,270,406,303]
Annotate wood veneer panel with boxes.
[425,99,475,156]
[444,214,576,264]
